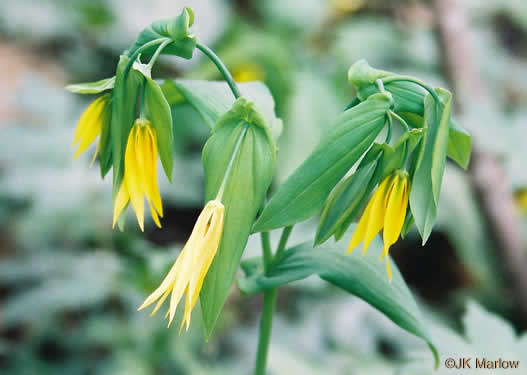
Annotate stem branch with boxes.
[196,42,241,99]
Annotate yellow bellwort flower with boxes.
[138,200,225,331]
[72,93,110,163]
[346,171,410,282]
[112,119,163,231]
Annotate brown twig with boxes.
[433,0,527,320]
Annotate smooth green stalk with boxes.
[146,38,173,73]
[255,226,293,375]
[389,111,410,132]
[196,42,241,99]
[124,37,170,76]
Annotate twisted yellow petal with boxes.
[346,171,411,282]
[138,200,225,331]
[73,94,109,160]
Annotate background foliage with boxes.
[1,0,526,373]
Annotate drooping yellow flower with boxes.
[112,119,163,231]
[347,171,410,281]
[138,200,225,330]
[514,188,527,215]
[72,93,111,162]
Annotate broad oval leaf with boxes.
[238,236,439,368]
[252,92,392,233]
[200,98,276,337]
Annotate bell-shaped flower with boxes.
[112,119,163,231]
[138,200,225,330]
[347,171,410,281]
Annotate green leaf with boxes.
[410,89,452,244]
[110,56,144,195]
[315,160,377,245]
[127,7,196,60]
[161,79,282,140]
[238,237,439,368]
[253,92,392,232]
[144,78,173,180]
[447,119,472,169]
[200,98,276,337]
[399,112,471,170]
[65,77,115,94]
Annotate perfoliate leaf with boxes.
[161,80,282,140]
[144,77,173,181]
[200,97,276,337]
[410,89,452,244]
[110,56,144,195]
[253,92,392,232]
[65,77,115,94]
[127,7,196,60]
[238,236,439,368]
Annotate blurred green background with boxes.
[1,0,527,374]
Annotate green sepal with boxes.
[143,77,174,181]
[200,97,276,338]
[110,55,144,196]
[315,160,377,245]
[127,7,196,60]
[238,237,439,369]
[65,77,115,94]
[98,93,113,178]
[253,92,393,232]
[410,89,452,244]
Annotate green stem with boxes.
[381,76,440,103]
[273,226,293,265]
[389,111,410,132]
[260,232,273,273]
[196,42,241,99]
[146,38,173,72]
[124,37,170,76]
[255,226,293,375]
[255,288,277,375]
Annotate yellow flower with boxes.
[232,63,266,83]
[72,93,111,163]
[112,119,163,231]
[347,171,410,281]
[138,200,225,330]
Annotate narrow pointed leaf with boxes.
[144,78,173,180]
[410,89,452,244]
[238,237,439,368]
[66,77,115,94]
